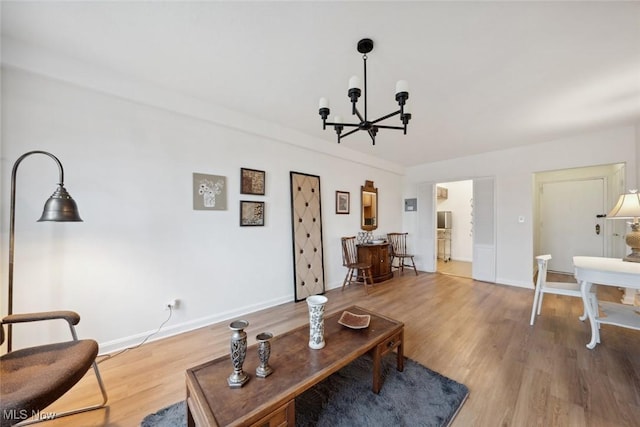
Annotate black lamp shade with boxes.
[38,185,83,222]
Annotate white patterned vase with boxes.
[307,295,328,349]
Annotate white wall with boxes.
[404,124,639,288]
[436,181,473,262]
[2,39,638,352]
[0,67,404,353]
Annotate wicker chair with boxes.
[0,311,108,426]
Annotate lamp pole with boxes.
[7,150,82,351]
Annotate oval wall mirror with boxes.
[361,180,378,231]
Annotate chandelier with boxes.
[318,38,411,145]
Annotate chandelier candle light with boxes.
[318,38,411,145]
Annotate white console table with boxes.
[573,256,640,349]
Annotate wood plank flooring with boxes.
[437,259,472,278]
[31,271,639,426]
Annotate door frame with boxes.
[416,177,496,283]
[533,163,626,265]
[538,177,606,273]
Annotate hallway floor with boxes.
[437,259,472,278]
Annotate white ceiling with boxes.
[2,1,639,167]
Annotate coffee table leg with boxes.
[372,345,382,394]
[372,329,405,393]
[187,407,195,427]
[397,330,404,372]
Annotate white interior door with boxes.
[417,182,436,272]
[472,177,496,282]
[539,179,605,273]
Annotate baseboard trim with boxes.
[495,277,534,289]
[98,295,292,355]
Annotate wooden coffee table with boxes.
[185,305,404,426]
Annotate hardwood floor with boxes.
[437,259,472,278]
[34,272,639,426]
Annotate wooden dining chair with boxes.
[341,236,374,294]
[387,232,418,276]
[529,254,590,326]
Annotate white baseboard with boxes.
[98,294,292,355]
[450,257,473,263]
[495,277,534,290]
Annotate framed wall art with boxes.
[240,200,265,226]
[240,168,266,195]
[193,173,227,210]
[335,191,350,214]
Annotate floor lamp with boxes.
[7,150,82,352]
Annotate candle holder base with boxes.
[256,365,273,378]
[227,371,250,388]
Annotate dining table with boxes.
[573,256,640,349]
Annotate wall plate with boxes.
[405,198,417,212]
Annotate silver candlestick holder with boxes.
[227,319,250,388]
[255,332,274,378]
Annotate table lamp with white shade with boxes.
[607,189,640,262]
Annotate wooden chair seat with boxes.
[346,262,372,270]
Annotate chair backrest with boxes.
[387,233,408,255]
[535,254,552,289]
[341,236,358,266]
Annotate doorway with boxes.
[436,180,473,278]
[416,177,495,282]
[534,163,626,274]
[539,179,605,273]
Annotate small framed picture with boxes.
[193,173,227,210]
[240,200,265,226]
[240,168,266,195]
[335,191,350,214]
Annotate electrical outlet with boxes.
[165,299,178,310]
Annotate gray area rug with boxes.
[140,353,469,427]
